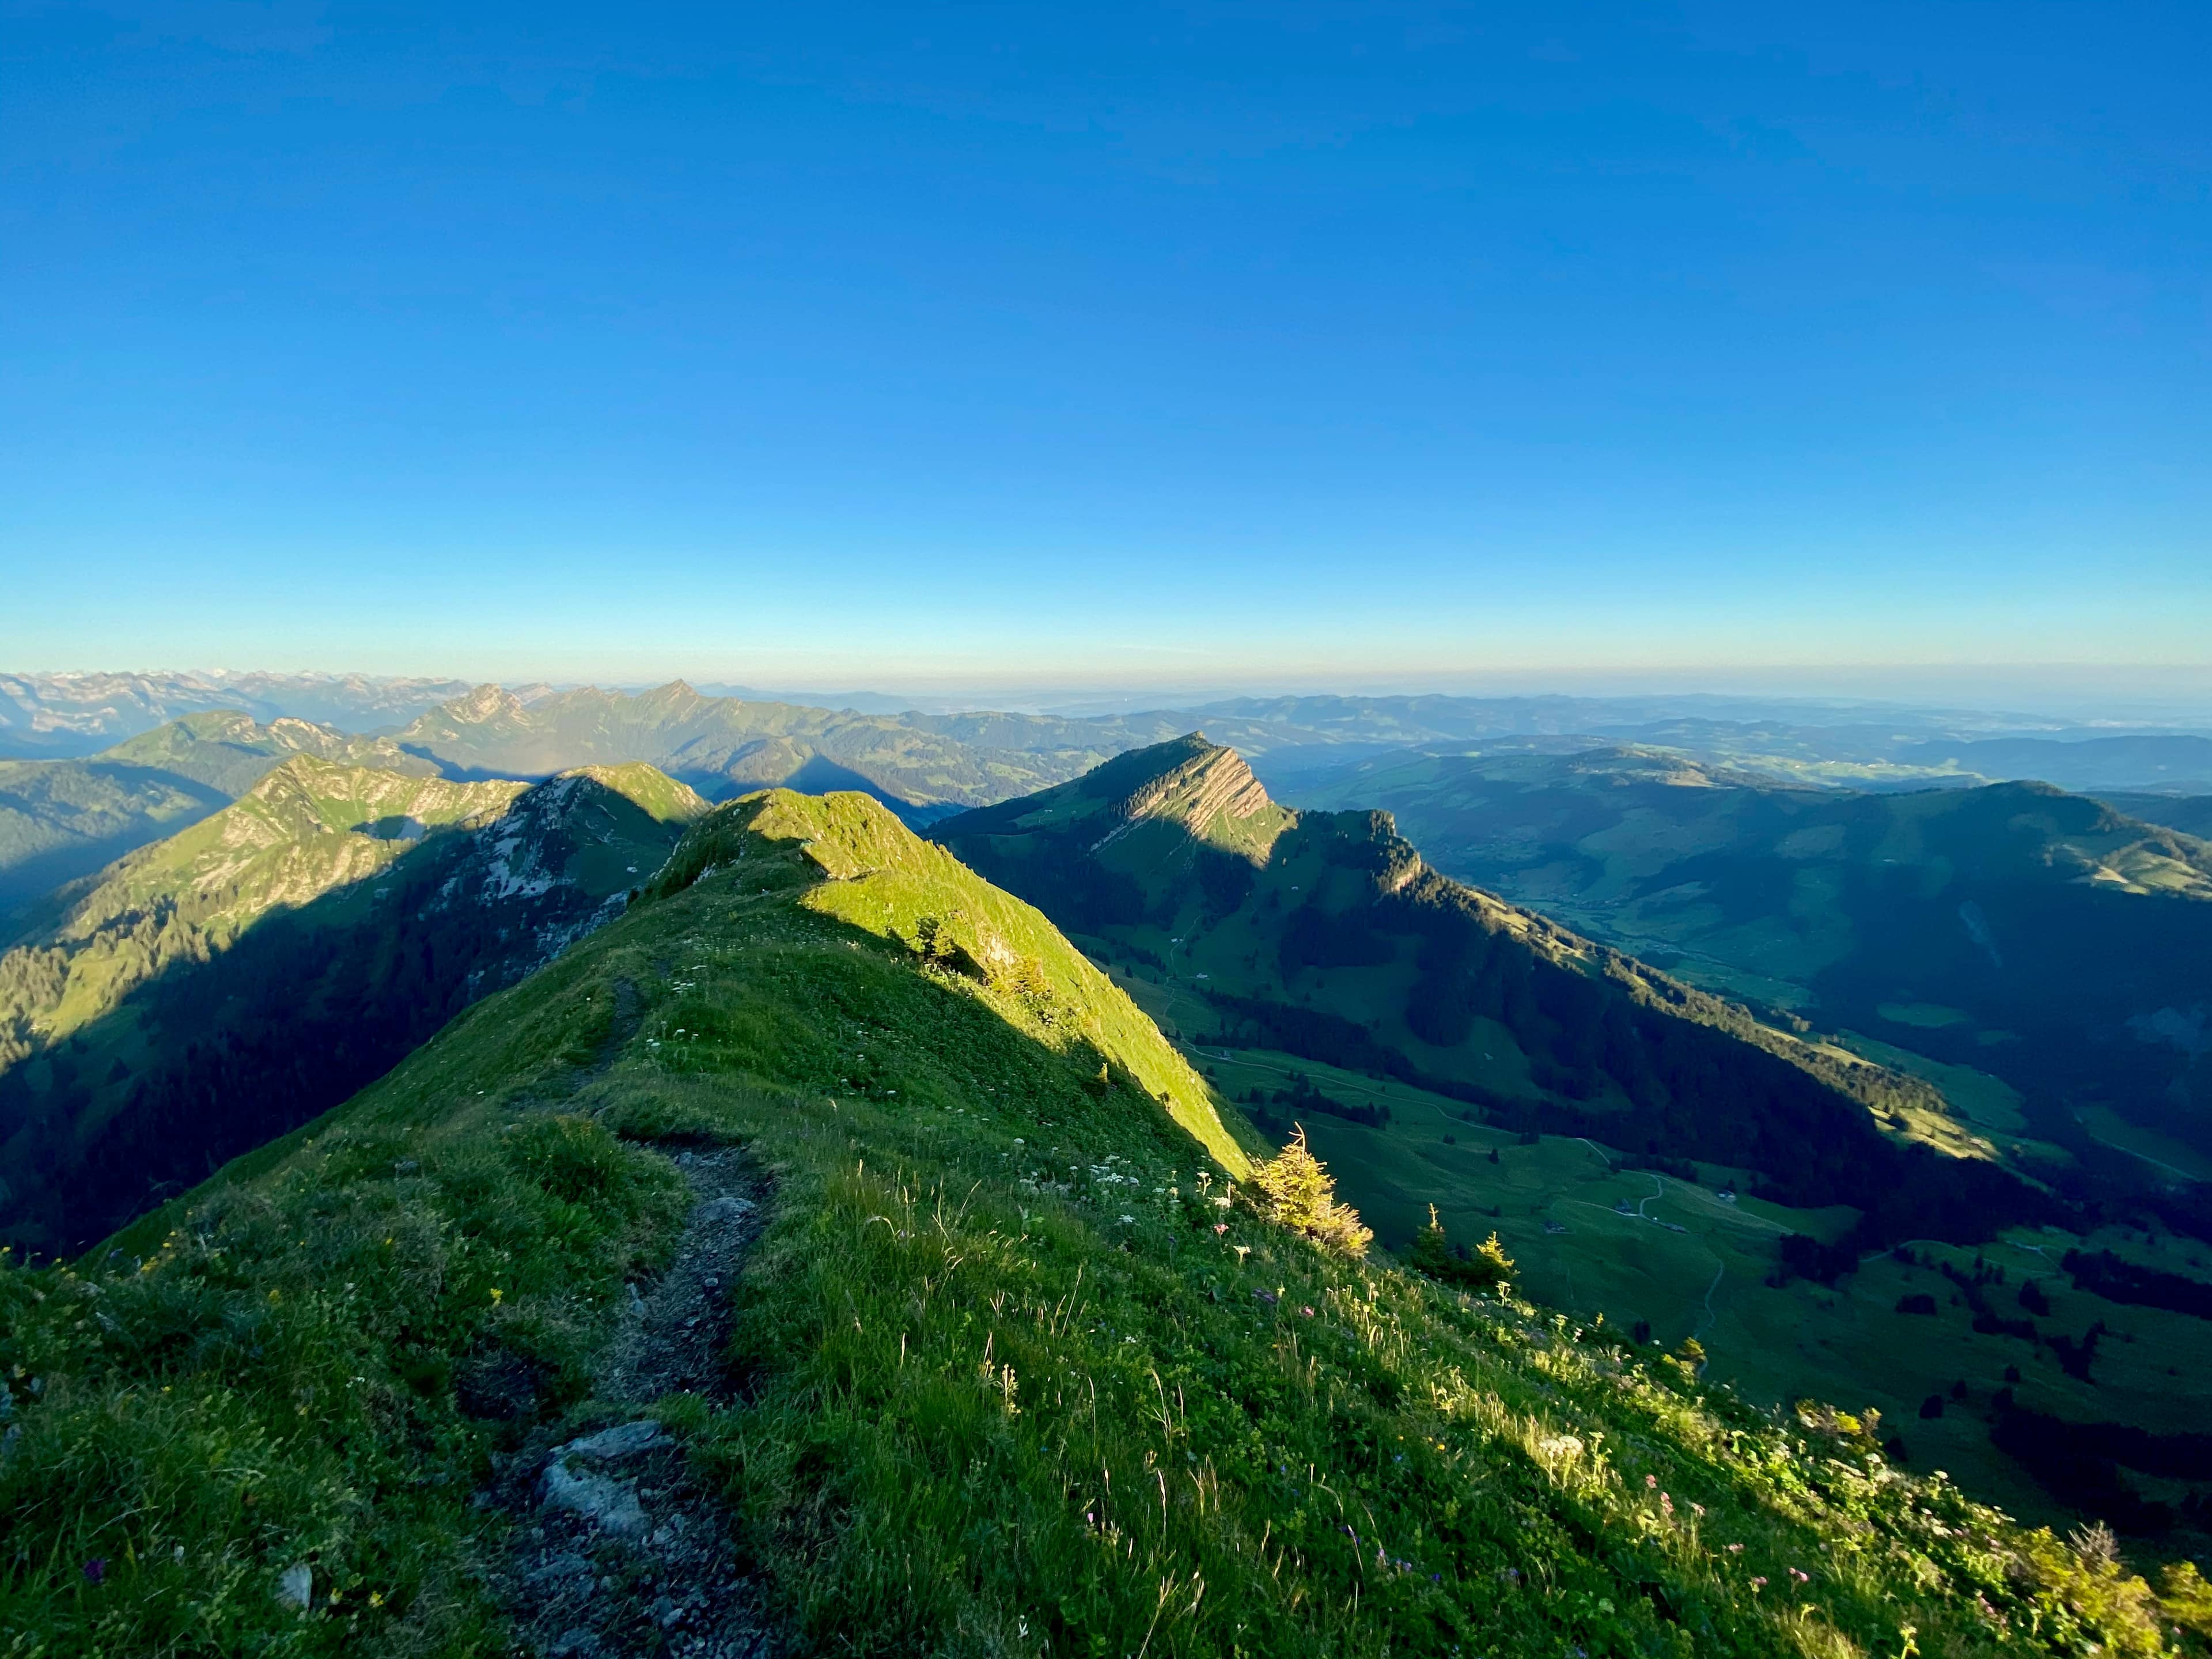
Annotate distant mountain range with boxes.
[12,672,2212,797]
[0,711,444,914]
[0,756,703,1250]
[1281,745,2212,1170]
[0,670,477,755]
[383,681,1138,821]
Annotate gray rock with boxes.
[540,1461,645,1537]
[559,1419,668,1460]
[523,1551,594,1590]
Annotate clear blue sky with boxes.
[3,1,2207,695]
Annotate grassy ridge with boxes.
[0,759,706,1252]
[1,791,2203,1654]
[0,713,444,917]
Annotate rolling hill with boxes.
[1279,747,2212,1168]
[4,786,2196,1656]
[0,756,705,1251]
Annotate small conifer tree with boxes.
[1406,1203,1513,1291]
[1248,1126,1372,1259]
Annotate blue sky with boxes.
[2,1,2207,696]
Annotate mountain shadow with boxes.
[1282,747,2212,1166]
[0,761,704,1252]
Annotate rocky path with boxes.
[489,1143,771,1659]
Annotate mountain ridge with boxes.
[0,757,707,1249]
[931,736,2037,1241]
[1280,745,2212,1164]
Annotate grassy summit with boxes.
[1,789,2203,1655]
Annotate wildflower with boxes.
[489,1287,503,1304]
[1690,1501,1705,1517]
[82,1558,106,1585]
[1213,1223,1229,1234]
[1726,1543,1744,1554]
[1789,1567,1810,1584]
[1645,1474,1657,1488]
[1750,1576,1767,1592]
[1301,1305,1316,1317]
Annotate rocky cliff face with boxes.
[1115,741,1274,832]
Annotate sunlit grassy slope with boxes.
[0,713,441,916]
[0,758,708,1252]
[2,790,2204,1656]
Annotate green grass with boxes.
[1135,995,2212,1536]
[1,790,2202,1656]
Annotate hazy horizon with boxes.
[9,660,2212,728]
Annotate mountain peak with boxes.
[450,683,526,724]
[1104,735,1275,833]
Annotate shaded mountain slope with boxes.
[0,711,438,916]
[934,738,2048,1246]
[3,786,2195,1656]
[0,758,706,1249]
[1283,747,2212,1159]
[2103,792,2212,841]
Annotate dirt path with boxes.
[1694,1263,1725,1342]
[489,1143,772,1659]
